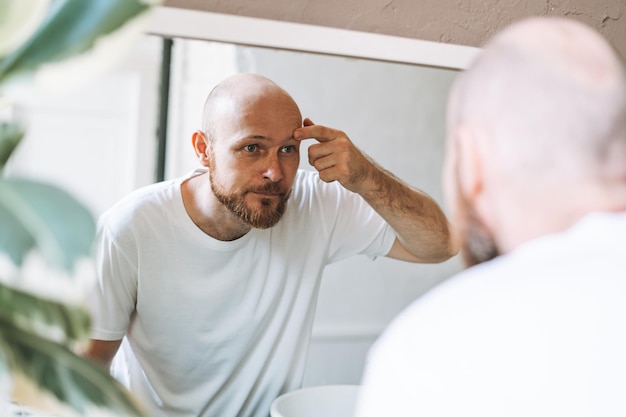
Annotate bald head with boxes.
[445,17,626,264]
[201,73,302,141]
[191,74,302,231]
[449,17,626,185]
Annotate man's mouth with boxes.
[250,191,281,199]
[247,184,283,198]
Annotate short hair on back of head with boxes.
[451,18,626,182]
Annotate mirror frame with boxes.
[145,6,481,70]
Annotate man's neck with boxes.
[181,173,251,241]
[496,182,626,253]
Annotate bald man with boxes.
[355,17,626,417]
[83,73,456,417]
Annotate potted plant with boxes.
[0,1,158,415]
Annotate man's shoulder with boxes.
[98,177,181,230]
[292,169,321,190]
[386,213,626,339]
[109,180,175,211]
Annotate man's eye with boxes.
[281,145,295,153]
[244,144,258,152]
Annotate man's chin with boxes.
[248,197,279,210]
[239,201,287,229]
[243,211,284,229]
[460,233,500,268]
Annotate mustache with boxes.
[246,183,284,195]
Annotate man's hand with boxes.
[293,118,373,194]
[294,118,458,263]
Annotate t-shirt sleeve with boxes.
[87,217,138,341]
[314,176,396,264]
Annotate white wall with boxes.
[165,38,463,386]
[4,35,162,218]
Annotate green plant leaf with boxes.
[0,283,90,345]
[0,0,51,58]
[0,0,152,85]
[0,316,145,416]
[0,121,24,169]
[0,178,95,271]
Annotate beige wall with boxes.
[164,0,626,59]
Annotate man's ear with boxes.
[192,130,211,167]
[455,125,499,236]
[455,125,484,205]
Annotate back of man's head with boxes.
[445,17,626,263]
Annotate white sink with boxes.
[270,385,361,417]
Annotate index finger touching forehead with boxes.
[293,123,340,142]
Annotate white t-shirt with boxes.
[89,169,396,417]
[356,211,626,417]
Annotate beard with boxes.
[455,176,500,268]
[208,163,291,229]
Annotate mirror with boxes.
[5,5,481,387]
[145,6,480,386]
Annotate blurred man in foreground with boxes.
[356,17,626,417]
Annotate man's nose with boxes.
[262,154,284,182]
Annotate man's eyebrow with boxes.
[238,135,298,143]
[231,136,267,145]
